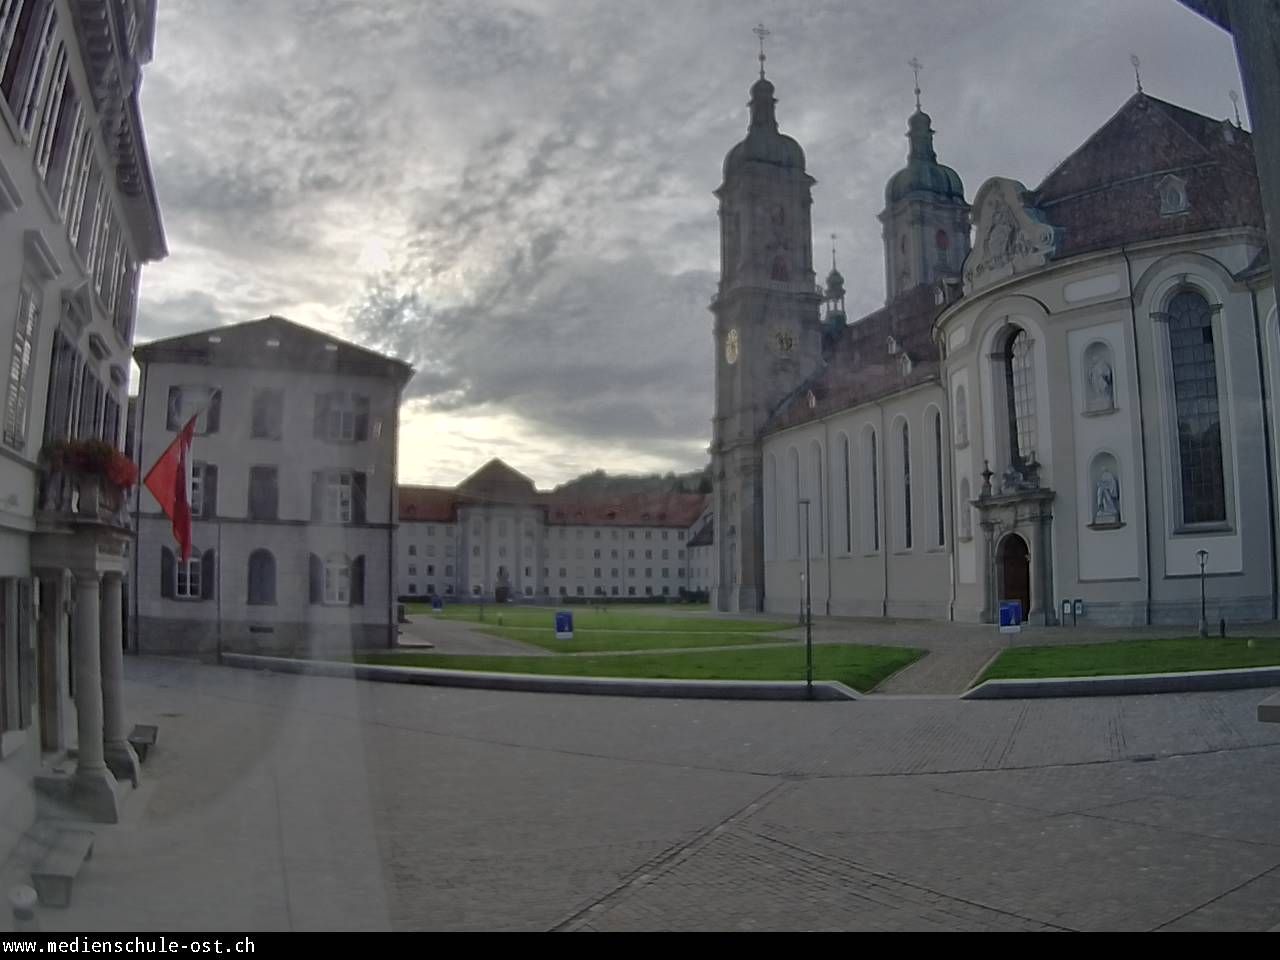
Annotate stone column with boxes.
[980,522,996,624]
[71,570,120,822]
[100,572,138,787]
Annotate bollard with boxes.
[9,885,38,933]
[1219,618,1227,638]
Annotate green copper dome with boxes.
[885,110,964,205]
[723,76,807,178]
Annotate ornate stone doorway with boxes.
[998,533,1031,616]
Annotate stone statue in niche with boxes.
[1086,354,1115,412]
[1094,467,1121,526]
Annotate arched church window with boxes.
[841,433,853,554]
[901,421,913,550]
[935,229,949,251]
[1168,290,1226,524]
[771,255,790,282]
[1003,327,1037,468]
[810,441,825,556]
[933,409,945,548]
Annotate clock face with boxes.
[773,328,794,355]
[724,328,739,365]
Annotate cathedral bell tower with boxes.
[879,59,971,304]
[710,25,823,613]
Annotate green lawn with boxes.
[977,637,1280,684]
[474,625,779,653]
[404,602,790,634]
[359,644,923,693]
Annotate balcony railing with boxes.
[36,440,137,531]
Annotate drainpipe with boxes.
[130,361,148,654]
[1249,284,1280,619]
[1123,247,1154,625]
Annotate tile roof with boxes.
[1033,94,1264,260]
[768,284,944,432]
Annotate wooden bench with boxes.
[128,724,158,763]
[31,828,94,908]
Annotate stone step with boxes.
[128,724,158,763]
[29,827,94,909]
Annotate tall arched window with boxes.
[1168,290,1227,523]
[868,429,880,552]
[901,422,913,549]
[788,447,801,558]
[1003,327,1037,467]
[933,409,945,547]
[765,454,777,561]
[841,433,852,553]
[247,549,276,605]
[810,441,824,556]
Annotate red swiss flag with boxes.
[143,414,198,563]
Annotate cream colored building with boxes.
[132,316,412,655]
[398,460,707,602]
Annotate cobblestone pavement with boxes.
[16,658,1279,932]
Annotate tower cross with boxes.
[909,56,923,110]
[831,233,838,271]
[1131,54,1143,94]
[754,23,770,79]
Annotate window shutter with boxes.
[166,387,181,430]
[309,553,322,604]
[354,395,370,441]
[266,468,279,520]
[201,549,215,601]
[203,464,218,519]
[161,547,174,598]
[311,471,324,521]
[352,472,367,524]
[351,555,365,606]
[206,390,221,434]
[313,394,327,438]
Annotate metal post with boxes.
[1197,549,1209,638]
[799,499,813,699]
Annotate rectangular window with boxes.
[252,389,284,439]
[248,466,278,521]
[408,545,416,556]
[3,280,39,451]
[189,461,207,517]
[326,472,353,523]
[662,568,669,578]
[408,565,417,576]
[645,568,652,578]
[678,531,685,541]
[31,39,68,179]
[314,391,369,442]
[427,565,434,575]
[166,385,219,434]
[175,556,201,599]
[593,567,601,578]
[4,0,56,135]
[593,549,601,559]
[325,560,351,605]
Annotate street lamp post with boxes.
[1196,549,1209,638]
[799,499,813,699]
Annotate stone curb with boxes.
[965,666,1280,700]
[1260,692,1280,724]
[220,653,861,702]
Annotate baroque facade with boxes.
[713,59,1276,628]
[0,0,165,846]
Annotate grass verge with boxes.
[976,637,1280,684]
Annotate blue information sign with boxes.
[431,597,443,613]
[999,601,1023,634]
[555,611,574,640]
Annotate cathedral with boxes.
[711,50,1276,627]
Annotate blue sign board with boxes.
[431,597,443,613]
[999,600,1023,634]
[555,611,574,640]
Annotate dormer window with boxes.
[1158,174,1190,216]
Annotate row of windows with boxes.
[170,464,372,524]
[0,2,139,333]
[165,387,374,444]
[159,547,368,606]
[36,328,121,451]
[767,410,946,561]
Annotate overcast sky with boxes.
[135,0,1244,488]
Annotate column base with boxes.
[104,740,140,788]
[35,766,123,824]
